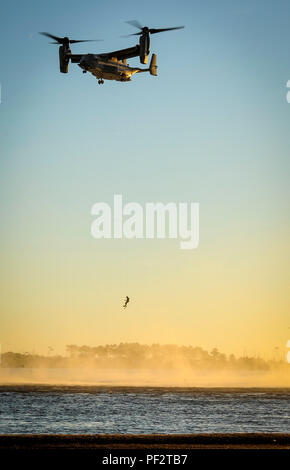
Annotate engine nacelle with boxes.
[139,34,150,64]
[59,45,70,73]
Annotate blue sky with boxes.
[1,0,289,248]
[1,0,290,355]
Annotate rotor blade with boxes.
[40,33,103,45]
[126,20,143,30]
[40,32,63,42]
[120,32,141,37]
[70,39,103,43]
[149,26,185,34]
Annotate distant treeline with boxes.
[1,343,288,370]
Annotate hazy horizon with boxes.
[1,342,289,388]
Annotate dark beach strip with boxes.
[0,433,290,449]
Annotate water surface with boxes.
[0,386,289,434]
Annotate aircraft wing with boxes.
[99,45,140,60]
[69,45,140,63]
[70,55,83,63]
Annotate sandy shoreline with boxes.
[0,434,289,449]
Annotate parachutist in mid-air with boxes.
[123,296,130,308]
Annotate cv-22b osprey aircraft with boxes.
[40,21,184,84]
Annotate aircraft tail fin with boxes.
[149,54,157,76]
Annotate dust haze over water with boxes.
[1,367,289,388]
